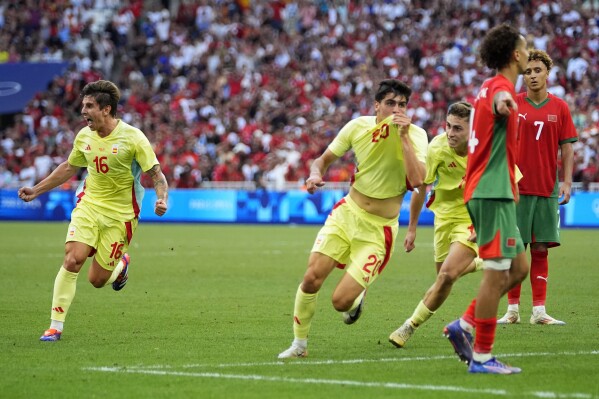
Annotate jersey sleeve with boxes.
[67,131,88,167]
[424,136,441,185]
[410,124,428,164]
[135,132,160,172]
[327,119,356,157]
[558,101,578,144]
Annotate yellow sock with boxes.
[293,285,318,340]
[50,266,79,323]
[106,258,125,285]
[348,289,366,312]
[409,300,435,328]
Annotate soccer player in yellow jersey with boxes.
[388,101,482,348]
[18,80,168,341]
[278,79,428,358]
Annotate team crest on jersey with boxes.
[548,115,557,122]
[112,144,119,154]
[68,226,76,237]
[506,237,516,247]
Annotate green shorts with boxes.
[311,195,399,288]
[67,206,138,271]
[433,216,478,263]
[466,198,524,260]
[516,195,560,247]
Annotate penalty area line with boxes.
[84,367,595,398]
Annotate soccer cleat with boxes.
[497,310,521,324]
[468,357,522,374]
[40,328,62,342]
[443,319,473,364]
[389,322,415,348]
[343,291,366,325]
[112,253,130,291]
[277,344,308,359]
[530,312,565,325]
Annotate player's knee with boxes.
[89,277,105,289]
[301,271,323,293]
[436,271,458,288]
[63,255,84,273]
[331,295,352,312]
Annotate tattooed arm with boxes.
[147,164,169,216]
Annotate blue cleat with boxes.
[112,253,130,291]
[40,328,62,342]
[443,319,473,364]
[468,357,522,374]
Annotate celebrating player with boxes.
[497,49,578,325]
[278,79,428,359]
[18,80,169,341]
[388,101,483,349]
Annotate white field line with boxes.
[84,350,599,399]
[123,349,599,370]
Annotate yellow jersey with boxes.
[425,133,469,220]
[328,115,428,199]
[68,120,159,221]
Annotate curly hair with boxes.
[479,24,523,70]
[81,80,121,117]
[375,79,412,103]
[528,49,553,71]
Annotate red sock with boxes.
[462,298,476,326]
[506,284,521,305]
[530,249,548,307]
[473,317,497,354]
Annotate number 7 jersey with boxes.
[515,92,578,197]
[68,120,159,221]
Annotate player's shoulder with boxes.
[346,115,377,129]
[547,93,568,108]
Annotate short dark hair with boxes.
[479,24,523,70]
[528,49,553,71]
[447,101,472,120]
[375,79,412,103]
[81,80,120,117]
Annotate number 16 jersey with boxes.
[68,120,159,221]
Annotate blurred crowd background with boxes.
[0,0,598,191]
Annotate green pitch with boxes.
[1,222,597,398]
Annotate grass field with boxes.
[0,222,597,398]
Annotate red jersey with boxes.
[465,75,519,202]
[516,93,578,197]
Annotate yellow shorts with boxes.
[311,195,399,288]
[66,206,138,271]
[433,217,478,263]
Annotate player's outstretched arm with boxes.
[305,149,338,195]
[18,161,79,202]
[147,164,168,216]
[494,91,518,117]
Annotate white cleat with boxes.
[530,312,566,325]
[389,322,415,348]
[278,344,308,359]
[497,310,521,324]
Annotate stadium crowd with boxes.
[0,0,598,190]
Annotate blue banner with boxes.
[4,188,598,227]
[0,62,69,114]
